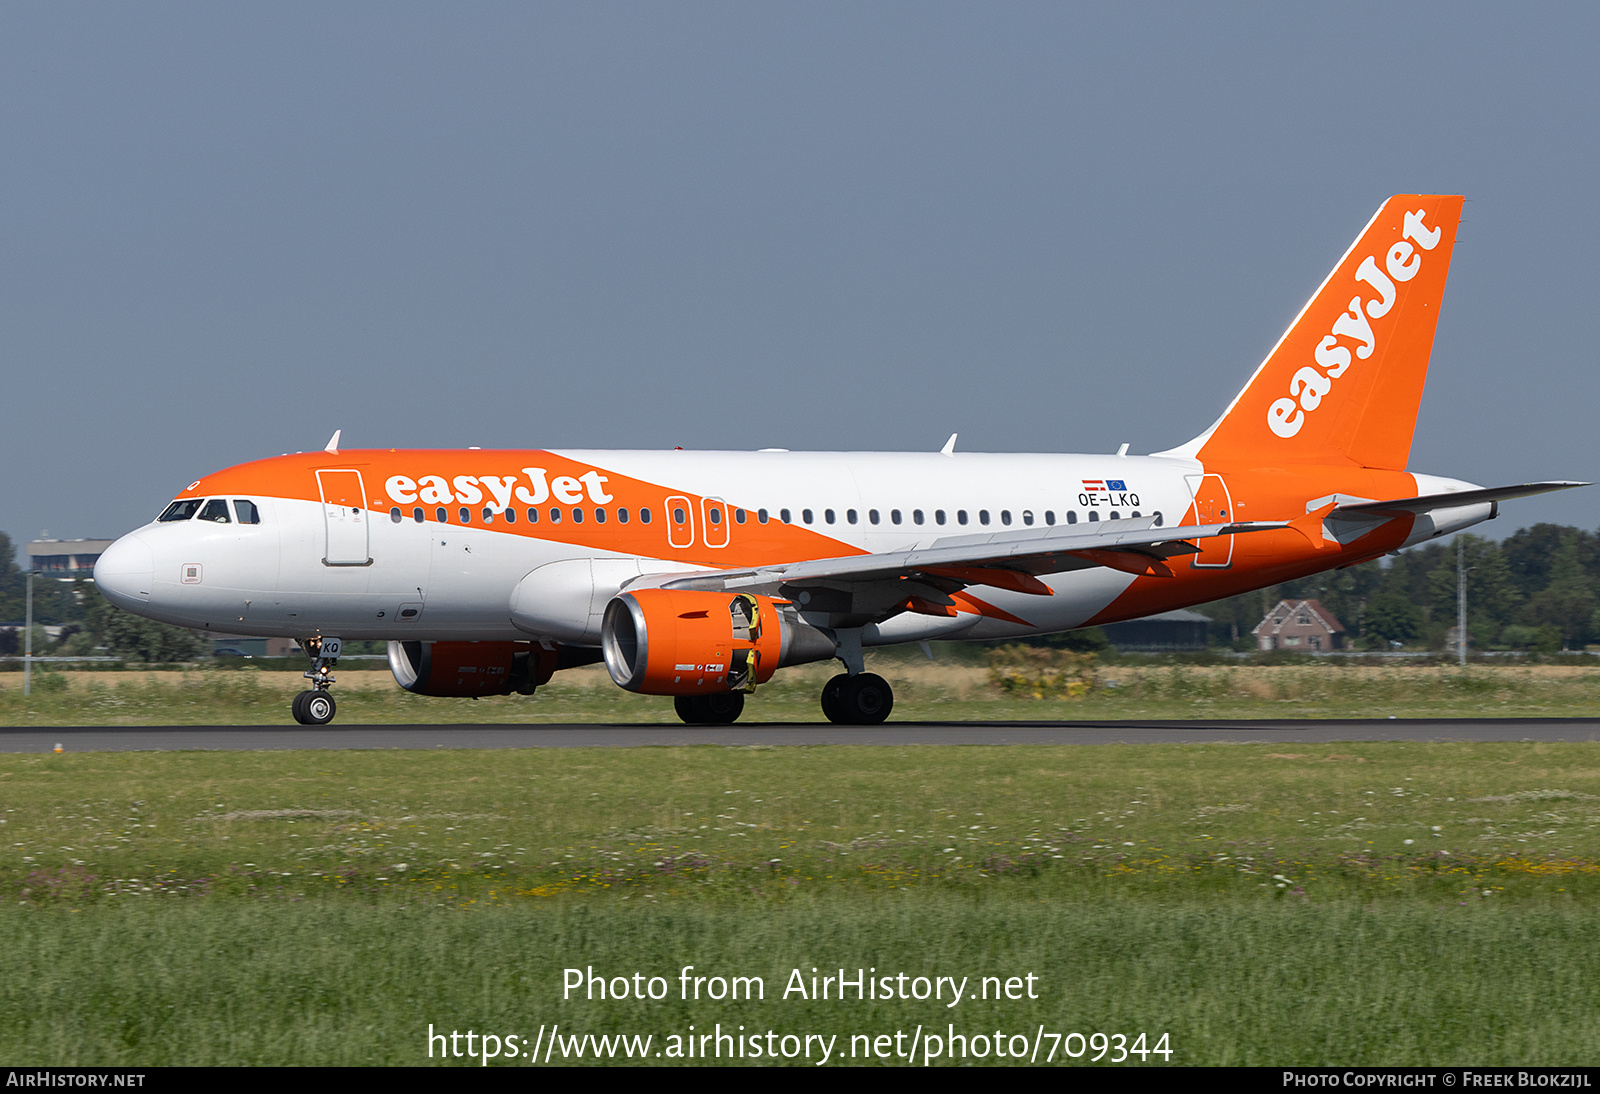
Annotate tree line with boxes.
[1198,523,1600,652]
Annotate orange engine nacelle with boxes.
[387,640,562,697]
[601,589,836,695]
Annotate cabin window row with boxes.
[391,505,657,526]
[773,508,1157,527]
[389,505,781,527]
[388,503,1162,530]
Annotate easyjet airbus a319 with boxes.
[94,195,1582,725]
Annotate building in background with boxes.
[26,538,114,577]
[209,635,301,658]
[1100,609,1211,651]
[1253,599,1346,651]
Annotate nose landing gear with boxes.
[292,689,336,726]
[292,636,342,725]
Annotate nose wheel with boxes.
[292,689,337,725]
[292,636,342,725]
[821,672,893,725]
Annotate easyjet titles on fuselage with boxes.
[384,468,614,509]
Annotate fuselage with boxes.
[91,446,1486,647]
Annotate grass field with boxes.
[4,657,1600,724]
[3,741,1600,1065]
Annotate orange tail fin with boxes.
[1161,195,1463,471]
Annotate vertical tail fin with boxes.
[1160,194,1463,471]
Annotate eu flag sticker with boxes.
[1106,479,1127,492]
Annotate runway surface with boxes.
[4,719,1600,751]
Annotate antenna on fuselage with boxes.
[940,433,957,456]
[324,430,341,455]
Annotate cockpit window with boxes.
[234,500,261,524]
[198,499,232,523]
[158,499,204,522]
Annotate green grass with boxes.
[3,742,1600,1064]
[4,657,1600,724]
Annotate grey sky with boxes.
[4,3,1597,553]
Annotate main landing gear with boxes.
[668,674,894,726]
[820,672,894,725]
[292,636,342,725]
[674,692,745,725]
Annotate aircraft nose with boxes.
[93,533,154,608]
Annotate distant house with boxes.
[1252,599,1346,652]
[1101,608,1211,651]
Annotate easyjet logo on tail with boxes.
[1266,209,1442,439]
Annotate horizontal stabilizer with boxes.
[1331,481,1588,518]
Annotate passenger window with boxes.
[618,508,630,524]
[957,510,968,525]
[979,510,990,525]
[868,510,880,525]
[527,508,539,524]
[199,499,231,523]
[572,508,584,524]
[1109,511,1120,520]
[1153,512,1163,527]
[1000,510,1011,526]
[549,508,563,524]
[412,507,424,523]
[802,509,814,524]
[1044,510,1055,526]
[708,507,722,526]
[935,510,946,525]
[846,509,857,524]
[390,507,402,523]
[1088,511,1100,522]
[460,507,471,524]
[824,509,835,524]
[158,499,204,522]
[1131,510,1140,519]
[673,506,686,525]
[757,509,769,524]
[505,507,516,524]
[1067,511,1078,525]
[482,508,495,524]
[913,510,924,525]
[780,509,791,524]
[734,509,746,524]
[594,508,607,524]
[1023,510,1034,526]
[891,510,902,525]
[640,508,652,524]
[233,500,261,524]
[437,507,449,523]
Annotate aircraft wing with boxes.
[1327,480,1589,519]
[653,516,1289,597]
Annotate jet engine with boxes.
[601,589,836,695]
[387,639,600,697]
